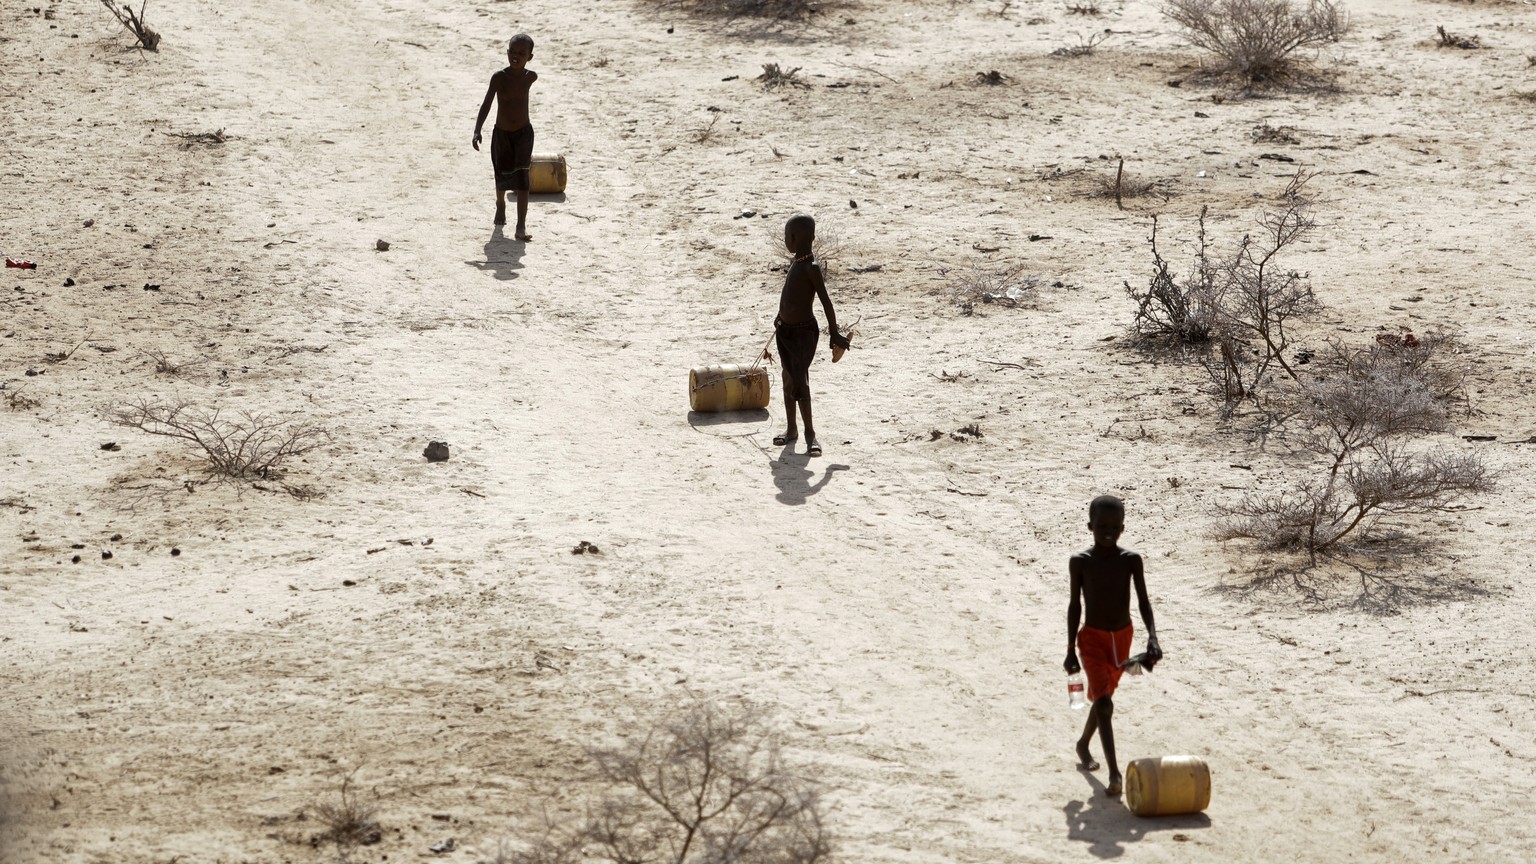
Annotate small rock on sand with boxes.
[423,440,450,462]
[375,239,390,251]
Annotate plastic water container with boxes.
[1126,755,1212,817]
[1067,672,1087,710]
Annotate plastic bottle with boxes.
[1067,672,1087,709]
[1122,653,1147,676]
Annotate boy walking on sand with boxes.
[770,214,849,458]
[1065,495,1162,797]
[472,33,538,239]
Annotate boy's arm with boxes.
[1130,555,1162,667]
[1065,557,1084,674]
[472,76,497,150]
[811,264,849,349]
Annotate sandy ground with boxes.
[3,0,1536,861]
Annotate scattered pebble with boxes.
[100,442,120,451]
[375,239,390,251]
[429,838,456,854]
[82,219,94,227]
[101,550,112,560]
[423,440,450,462]
[71,555,81,564]
[63,277,74,286]
[170,548,181,556]
[571,540,601,555]
[110,533,122,541]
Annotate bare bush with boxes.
[644,0,827,19]
[1051,30,1112,57]
[1127,176,1322,409]
[107,397,328,481]
[1067,2,1103,15]
[1216,337,1492,554]
[99,0,160,51]
[1091,158,1165,207]
[137,347,208,377]
[2,384,41,412]
[503,700,833,864]
[311,770,383,851]
[1124,211,1220,345]
[1434,25,1480,50]
[756,63,811,90]
[1163,0,1348,83]
[942,259,1040,313]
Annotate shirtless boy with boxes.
[472,33,538,239]
[771,214,850,458]
[1065,495,1162,797]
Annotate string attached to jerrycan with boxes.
[687,331,775,413]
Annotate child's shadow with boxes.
[466,226,526,281]
[1062,772,1212,859]
[771,450,849,505]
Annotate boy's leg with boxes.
[800,395,819,456]
[774,378,799,446]
[1076,711,1101,771]
[494,189,506,225]
[514,189,531,240]
[1093,696,1121,795]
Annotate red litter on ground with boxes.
[5,256,38,269]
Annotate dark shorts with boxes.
[775,318,819,401]
[491,124,535,192]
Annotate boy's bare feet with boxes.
[1076,741,1100,772]
[514,226,532,241]
[772,432,798,447]
[1105,774,1123,797]
[494,206,506,226]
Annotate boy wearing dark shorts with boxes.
[472,33,538,240]
[1064,495,1162,797]
[770,214,850,457]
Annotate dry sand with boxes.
[3,0,1536,860]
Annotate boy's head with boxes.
[507,33,534,68]
[784,213,815,255]
[1087,495,1125,550]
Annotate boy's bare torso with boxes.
[1071,547,1140,631]
[491,67,536,131]
[776,259,821,326]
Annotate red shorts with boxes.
[1077,624,1134,701]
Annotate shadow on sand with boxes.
[770,448,848,505]
[466,226,526,280]
[1062,770,1212,859]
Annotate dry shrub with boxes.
[650,0,827,20]
[2,385,41,411]
[942,259,1040,314]
[1127,174,1322,407]
[1163,0,1348,83]
[1124,213,1220,345]
[1067,2,1103,15]
[499,700,832,864]
[756,63,811,89]
[311,771,382,850]
[108,397,328,481]
[1091,159,1165,206]
[99,0,160,51]
[1051,30,1112,57]
[1216,334,1491,555]
[1434,25,1480,50]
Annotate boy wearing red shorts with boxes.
[1064,495,1162,797]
